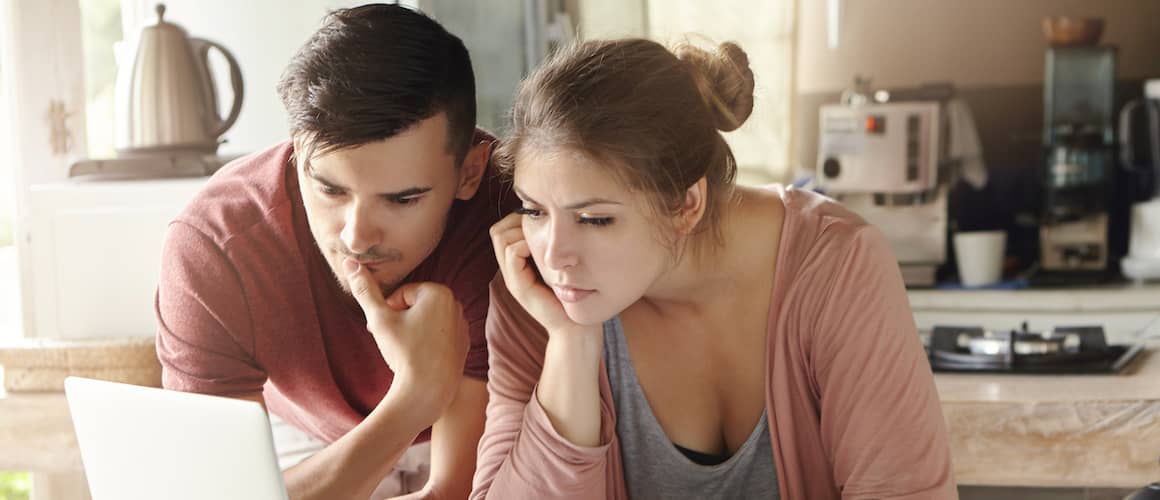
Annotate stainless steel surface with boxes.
[114,4,243,155]
[816,99,952,285]
[816,102,942,194]
[1012,337,1065,355]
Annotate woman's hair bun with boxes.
[675,40,755,132]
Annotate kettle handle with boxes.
[1121,99,1142,170]
[1121,99,1160,167]
[190,38,244,139]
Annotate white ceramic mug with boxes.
[1130,199,1160,259]
[954,230,1006,287]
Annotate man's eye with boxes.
[393,197,420,205]
[515,207,543,218]
[318,185,344,196]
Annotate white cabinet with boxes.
[25,177,208,339]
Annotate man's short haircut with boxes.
[277,3,476,164]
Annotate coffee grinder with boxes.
[1036,46,1117,284]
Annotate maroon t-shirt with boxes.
[155,137,516,444]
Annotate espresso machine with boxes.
[816,87,953,287]
[1036,47,1117,282]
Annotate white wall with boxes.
[120,0,373,156]
[797,0,1160,93]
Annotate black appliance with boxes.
[926,323,1143,374]
[1036,47,1118,284]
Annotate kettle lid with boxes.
[143,3,189,37]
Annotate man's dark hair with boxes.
[277,4,476,164]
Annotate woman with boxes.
[471,38,956,500]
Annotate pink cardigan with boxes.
[470,186,957,499]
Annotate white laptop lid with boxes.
[64,377,289,500]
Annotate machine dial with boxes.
[822,157,841,178]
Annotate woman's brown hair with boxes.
[496,38,755,246]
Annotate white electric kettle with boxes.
[114,3,243,155]
[1119,79,1160,281]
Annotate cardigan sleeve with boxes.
[810,226,958,499]
[470,274,615,499]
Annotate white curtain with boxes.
[0,0,87,339]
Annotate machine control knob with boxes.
[822,158,841,178]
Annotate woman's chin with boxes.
[563,303,617,327]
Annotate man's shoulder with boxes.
[174,141,298,249]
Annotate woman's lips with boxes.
[552,285,595,303]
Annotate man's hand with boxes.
[344,258,469,422]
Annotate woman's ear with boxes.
[675,177,708,235]
[455,140,492,200]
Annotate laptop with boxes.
[64,376,289,500]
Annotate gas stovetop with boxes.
[925,323,1145,374]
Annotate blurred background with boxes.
[1,1,1159,499]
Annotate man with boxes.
[155,4,515,499]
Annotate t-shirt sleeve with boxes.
[440,213,500,382]
[810,226,957,499]
[155,222,266,397]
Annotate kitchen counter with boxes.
[908,283,1160,313]
[912,284,1160,487]
[909,283,1160,343]
[936,343,1160,488]
[5,354,1159,491]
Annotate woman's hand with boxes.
[489,213,589,336]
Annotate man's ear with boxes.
[675,177,708,235]
[455,140,491,201]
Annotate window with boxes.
[646,1,796,185]
[0,56,14,341]
[79,0,123,158]
[575,0,798,186]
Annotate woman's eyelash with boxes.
[579,217,614,226]
[517,207,613,227]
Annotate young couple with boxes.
[155,4,956,499]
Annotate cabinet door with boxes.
[47,206,179,338]
[28,179,204,339]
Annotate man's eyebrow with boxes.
[304,162,344,189]
[306,164,432,198]
[381,187,433,199]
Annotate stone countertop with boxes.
[935,347,1160,404]
[936,344,1160,488]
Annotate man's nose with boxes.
[340,202,381,255]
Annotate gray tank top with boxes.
[603,317,780,499]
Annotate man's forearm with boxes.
[282,382,435,500]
